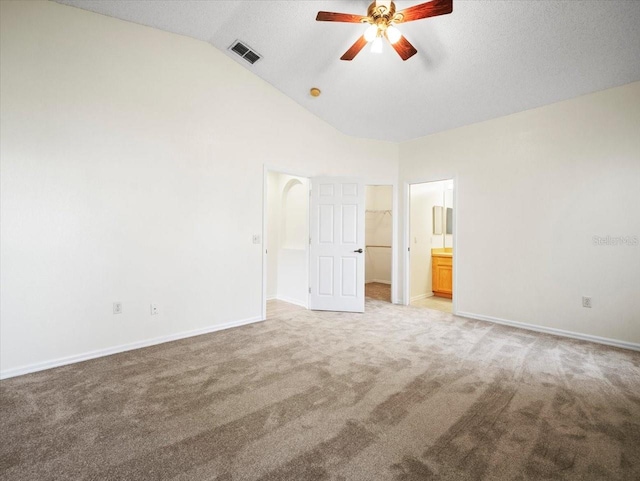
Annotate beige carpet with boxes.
[1,300,639,480]
[365,282,391,302]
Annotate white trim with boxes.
[262,166,268,321]
[0,316,264,380]
[403,180,411,306]
[366,279,392,285]
[456,311,640,352]
[275,296,308,308]
[451,178,458,316]
[266,295,277,301]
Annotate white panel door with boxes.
[309,178,365,312]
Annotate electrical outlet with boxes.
[582,296,592,308]
[150,303,159,315]
[252,234,261,244]
[113,302,122,314]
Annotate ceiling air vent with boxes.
[229,40,262,65]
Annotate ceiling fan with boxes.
[316,0,452,61]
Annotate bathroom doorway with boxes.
[365,185,393,303]
[407,179,454,313]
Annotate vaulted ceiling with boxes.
[55,0,640,142]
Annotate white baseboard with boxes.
[266,295,277,301]
[456,311,640,352]
[0,315,264,380]
[372,279,391,285]
[410,292,433,303]
[276,295,308,309]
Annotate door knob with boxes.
[353,248,363,253]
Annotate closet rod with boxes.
[365,209,392,214]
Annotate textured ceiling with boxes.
[55,0,640,142]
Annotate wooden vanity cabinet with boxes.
[432,254,453,298]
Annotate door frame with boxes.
[403,176,458,315]
[262,165,312,321]
[262,169,399,319]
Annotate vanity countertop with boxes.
[431,249,453,258]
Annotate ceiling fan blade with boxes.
[388,35,417,61]
[395,0,453,23]
[316,11,367,23]
[340,35,368,61]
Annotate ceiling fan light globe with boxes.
[386,25,402,44]
[364,24,378,42]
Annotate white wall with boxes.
[400,81,640,345]
[2,1,637,378]
[0,1,398,377]
[365,186,393,284]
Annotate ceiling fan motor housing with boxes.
[367,1,406,38]
[367,1,396,20]
[367,1,399,26]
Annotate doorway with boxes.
[265,171,310,314]
[407,179,454,313]
[263,173,397,318]
[365,185,393,303]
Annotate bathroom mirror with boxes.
[433,206,443,235]
[445,207,453,235]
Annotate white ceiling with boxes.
[55,0,640,142]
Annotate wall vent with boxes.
[229,40,262,65]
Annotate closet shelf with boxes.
[366,245,392,248]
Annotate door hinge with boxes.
[309,287,311,294]
[408,247,411,252]
[309,236,311,245]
